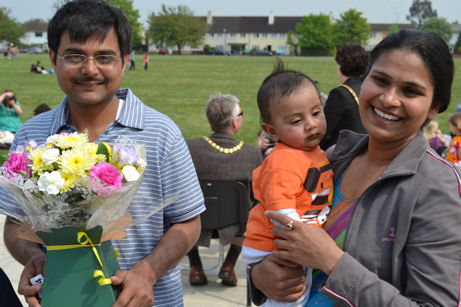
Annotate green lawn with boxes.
[0,54,460,145]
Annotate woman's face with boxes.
[359,49,439,146]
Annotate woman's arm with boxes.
[11,101,22,115]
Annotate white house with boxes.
[20,20,48,48]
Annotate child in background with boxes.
[446,113,461,165]
[422,120,447,156]
[143,52,148,71]
[242,60,333,307]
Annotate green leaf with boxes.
[96,143,110,162]
[20,170,28,177]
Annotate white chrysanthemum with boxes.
[46,134,60,146]
[37,171,65,195]
[41,148,60,165]
[122,165,140,181]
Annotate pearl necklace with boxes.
[203,136,244,154]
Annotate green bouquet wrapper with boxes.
[36,225,120,307]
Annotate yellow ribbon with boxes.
[76,232,112,286]
[46,232,112,286]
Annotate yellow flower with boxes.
[59,171,81,192]
[84,143,106,164]
[55,132,88,149]
[59,147,95,176]
[28,147,52,176]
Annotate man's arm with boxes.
[111,215,201,307]
[4,217,46,307]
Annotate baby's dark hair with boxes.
[257,58,321,123]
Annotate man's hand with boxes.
[111,265,154,307]
[18,253,46,307]
[252,254,306,302]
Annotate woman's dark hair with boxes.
[335,44,369,77]
[48,0,132,65]
[2,90,16,106]
[368,29,453,113]
[257,58,321,123]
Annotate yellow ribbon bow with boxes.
[76,231,112,286]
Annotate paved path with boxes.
[0,215,251,306]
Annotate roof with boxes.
[205,16,303,33]
[21,20,48,32]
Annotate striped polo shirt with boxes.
[0,88,205,306]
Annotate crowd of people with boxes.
[0,0,460,306]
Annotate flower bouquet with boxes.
[0,132,147,306]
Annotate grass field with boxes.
[0,53,460,145]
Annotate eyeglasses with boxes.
[236,111,243,118]
[58,54,121,68]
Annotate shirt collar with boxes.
[50,88,145,135]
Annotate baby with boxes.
[242,61,333,306]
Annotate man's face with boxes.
[49,27,126,107]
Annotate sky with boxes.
[1,0,459,27]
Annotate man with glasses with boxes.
[0,1,204,306]
[186,93,262,287]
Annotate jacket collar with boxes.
[210,132,236,141]
[330,130,428,182]
[50,88,144,135]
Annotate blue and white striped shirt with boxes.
[0,88,205,306]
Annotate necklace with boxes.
[203,136,244,154]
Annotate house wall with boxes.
[21,31,48,47]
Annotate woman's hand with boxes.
[252,254,307,302]
[265,210,344,275]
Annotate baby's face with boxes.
[264,82,326,151]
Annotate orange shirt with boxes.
[244,143,333,252]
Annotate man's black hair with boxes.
[48,0,132,65]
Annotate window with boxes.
[230,33,236,38]
[240,33,246,38]
[369,32,376,38]
[262,33,268,38]
[209,33,214,38]
[252,45,259,50]
[254,33,259,38]
[218,33,223,37]
[279,33,286,38]
[35,32,43,37]
[272,33,277,38]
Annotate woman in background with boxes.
[320,44,369,150]
[0,90,22,133]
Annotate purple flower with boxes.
[117,146,138,165]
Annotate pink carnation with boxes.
[89,162,122,196]
[3,152,30,177]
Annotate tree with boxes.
[296,14,334,56]
[406,0,437,28]
[421,17,453,43]
[286,30,296,55]
[387,24,400,35]
[147,5,207,54]
[106,0,143,50]
[332,9,370,47]
[0,7,25,45]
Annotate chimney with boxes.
[207,11,213,25]
[268,11,274,25]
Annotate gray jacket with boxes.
[321,130,461,306]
